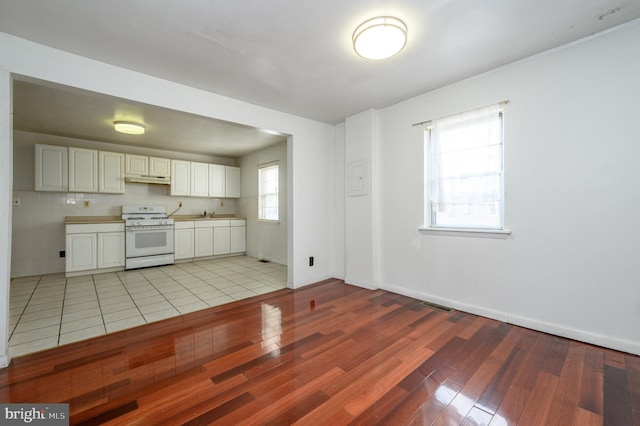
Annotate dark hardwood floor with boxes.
[1,279,638,425]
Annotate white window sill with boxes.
[258,219,280,224]
[419,227,511,239]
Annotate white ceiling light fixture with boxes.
[352,16,407,60]
[114,121,146,135]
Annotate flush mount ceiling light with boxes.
[114,121,146,135]
[352,16,407,60]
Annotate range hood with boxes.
[125,175,171,185]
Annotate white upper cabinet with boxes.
[208,164,226,197]
[69,147,98,193]
[99,151,125,193]
[35,144,68,192]
[125,154,148,176]
[171,160,191,196]
[149,157,171,176]
[190,162,209,197]
[36,143,237,198]
[125,155,171,177]
[225,166,241,198]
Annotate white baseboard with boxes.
[290,274,335,289]
[344,276,377,290]
[0,353,9,368]
[380,282,640,356]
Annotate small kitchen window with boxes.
[258,163,279,221]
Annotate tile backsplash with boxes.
[11,183,235,278]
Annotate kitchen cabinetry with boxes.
[69,147,99,192]
[230,219,247,253]
[97,231,126,268]
[67,148,125,193]
[126,155,171,177]
[125,154,148,175]
[66,233,97,272]
[190,162,209,197]
[225,166,241,198]
[208,164,225,197]
[36,143,237,198]
[65,223,125,275]
[194,222,214,257]
[35,144,68,192]
[213,220,231,255]
[171,160,191,196]
[99,151,125,193]
[174,219,245,261]
[174,221,195,259]
[149,157,171,176]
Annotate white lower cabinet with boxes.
[66,223,124,275]
[97,232,125,268]
[174,221,195,260]
[175,219,245,260]
[213,226,231,255]
[66,233,97,272]
[194,226,214,257]
[230,220,246,253]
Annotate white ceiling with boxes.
[2,0,640,155]
[12,78,288,157]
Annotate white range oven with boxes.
[122,205,175,270]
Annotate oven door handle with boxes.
[126,226,175,231]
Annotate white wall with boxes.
[331,123,346,279]
[344,110,378,289]
[237,141,287,265]
[12,131,239,277]
[0,33,335,367]
[0,70,13,368]
[375,21,640,355]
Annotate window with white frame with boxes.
[425,103,504,229]
[258,163,279,221]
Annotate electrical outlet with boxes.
[59,251,65,258]
[84,200,90,208]
[221,201,224,207]
[309,256,314,267]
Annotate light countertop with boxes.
[171,215,245,221]
[65,215,123,224]
[64,215,244,224]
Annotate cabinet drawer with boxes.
[66,223,124,234]
[175,221,195,229]
[194,220,216,228]
[211,220,230,227]
[230,219,246,227]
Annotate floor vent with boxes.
[258,259,270,263]
[420,301,454,312]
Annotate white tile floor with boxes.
[8,256,287,358]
